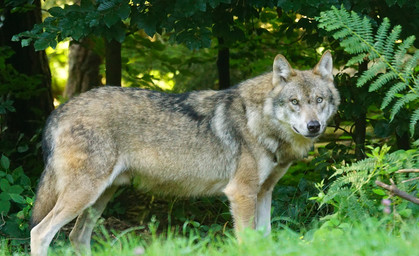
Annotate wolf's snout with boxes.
[307,120,320,133]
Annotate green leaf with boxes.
[117,4,130,20]
[132,13,157,37]
[9,194,25,204]
[17,145,29,153]
[21,39,31,47]
[89,19,100,27]
[48,6,64,17]
[26,197,33,204]
[104,12,120,28]
[11,34,20,42]
[0,192,10,201]
[372,188,386,196]
[175,0,206,17]
[0,179,10,192]
[8,185,24,195]
[6,174,13,184]
[16,210,25,219]
[399,208,412,218]
[1,155,10,170]
[33,36,53,51]
[108,23,126,42]
[0,200,11,214]
[98,1,115,11]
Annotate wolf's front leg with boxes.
[255,164,291,235]
[256,189,273,235]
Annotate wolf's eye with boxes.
[291,99,299,105]
[317,97,323,103]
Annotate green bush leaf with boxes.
[48,6,64,17]
[0,192,10,200]
[33,36,53,50]
[104,12,120,28]
[17,145,29,153]
[0,179,10,192]
[21,39,31,47]
[372,188,386,196]
[9,193,25,204]
[399,208,412,218]
[6,174,13,184]
[117,4,130,20]
[0,200,11,214]
[1,155,10,170]
[8,185,24,195]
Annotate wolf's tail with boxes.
[31,114,59,229]
[30,165,58,230]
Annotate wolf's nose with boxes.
[307,121,320,133]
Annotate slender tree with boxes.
[0,0,53,135]
[64,38,103,98]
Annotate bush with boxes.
[0,154,34,246]
[312,145,419,226]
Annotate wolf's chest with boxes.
[276,137,314,164]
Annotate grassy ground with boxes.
[4,219,418,256]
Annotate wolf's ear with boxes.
[313,50,333,80]
[273,54,295,86]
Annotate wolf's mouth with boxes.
[292,126,320,138]
[292,126,301,134]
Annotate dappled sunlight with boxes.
[46,40,69,95]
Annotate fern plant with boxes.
[312,146,419,222]
[317,6,419,137]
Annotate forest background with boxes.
[0,0,418,255]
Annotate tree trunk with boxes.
[353,60,368,160]
[64,38,102,99]
[216,37,230,90]
[0,0,53,136]
[396,131,410,150]
[354,113,367,160]
[105,39,122,86]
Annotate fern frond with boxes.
[410,108,419,136]
[317,6,419,137]
[402,51,419,82]
[382,25,402,63]
[390,93,419,120]
[380,81,408,109]
[350,14,373,45]
[341,37,370,54]
[347,53,368,66]
[393,35,416,72]
[372,18,390,56]
[369,72,398,92]
[333,28,354,40]
[356,61,387,87]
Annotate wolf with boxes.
[30,51,339,255]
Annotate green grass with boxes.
[5,219,419,256]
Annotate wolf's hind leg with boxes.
[30,185,102,256]
[69,185,118,255]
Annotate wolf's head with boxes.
[266,51,340,140]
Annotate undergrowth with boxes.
[3,218,418,256]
